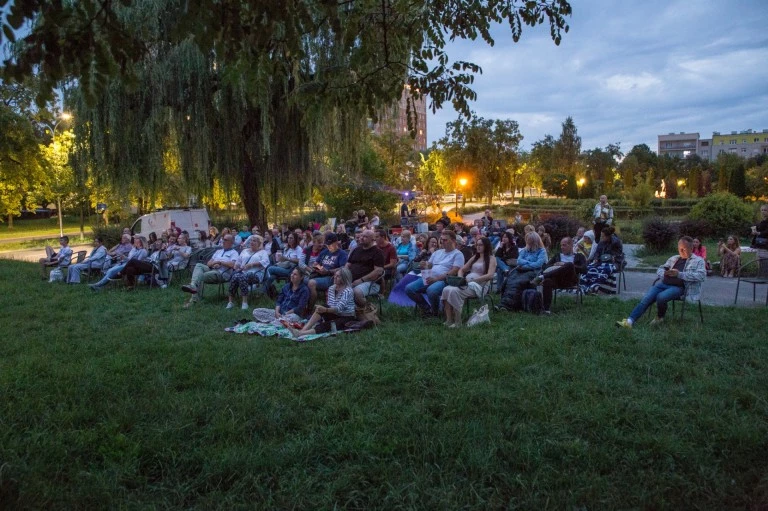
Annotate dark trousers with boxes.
[541,264,579,310]
[123,260,155,286]
[500,269,536,310]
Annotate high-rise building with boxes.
[711,129,768,160]
[371,85,427,152]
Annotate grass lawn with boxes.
[0,216,96,241]
[1,259,767,509]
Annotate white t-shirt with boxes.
[428,248,465,277]
[236,248,270,280]
[209,248,239,274]
[280,246,304,263]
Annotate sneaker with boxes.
[650,317,664,326]
[615,319,632,329]
[542,310,551,315]
[181,284,198,294]
[225,302,234,309]
[160,284,167,289]
[241,303,249,310]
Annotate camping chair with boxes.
[364,273,386,317]
[59,250,86,280]
[734,257,768,306]
[553,284,584,307]
[647,278,704,323]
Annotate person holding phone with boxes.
[616,236,705,329]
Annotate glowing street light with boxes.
[456,176,468,216]
[577,177,586,199]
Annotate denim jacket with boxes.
[656,253,706,302]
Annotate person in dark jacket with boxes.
[539,237,587,314]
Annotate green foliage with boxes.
[322,145,398,219]
[641,217,678,253]
[1,259,768,509]
[689,192,753,238]
[91,225,124,247]
[541,215,584,246]
[629,181,654,207]
[677,218,713,238]
[745,159,768,199]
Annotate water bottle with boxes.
[330,321,337,334]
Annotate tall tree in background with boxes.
[581,143,622,197]
[554,117,581,175]
[3,1,571,226]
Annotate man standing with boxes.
[616,236,705,328]
[345,229,385,307]
[406,229,465,316]
[182,234,239,308]
[540,237,587,314]
[592,195,614,240]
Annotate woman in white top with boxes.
[441,236,496,328]
[227,236,270,310]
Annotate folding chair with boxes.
[734,257,768,306]
[647,278,704,323]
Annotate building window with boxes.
[742,148,747,153]
[700,141,708,146]
[755,138,760,143]
[720,140,725,145]
[742,139,747,143]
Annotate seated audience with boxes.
[616,236,705,328]
[39,236,73,280]
[181,234,239,308]
[718,235,741,278]
[263,232,303,295]
[692,237,711,275]
[227,235,270,310]
[575,230,594,260]
[537,225,552,253]
[441,236,496,327]
[406,229,464,316]
[374,228,398,281]
[66,237,108,284]
[498,232,547,311]
[287,268,357,337]
[394,229,417,281]
[106,233,133,267]
[275,268,310,319]
[494,231,519,292]
[345,229,385,307]
[89,236,148,290]
[540,236,587,314]
[307,232,348,309]
[580,227,624,294]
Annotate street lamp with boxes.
[577,177,586,199]
[43,112,73,237]
[456,177,468,216]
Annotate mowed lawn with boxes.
[1,259,767,509]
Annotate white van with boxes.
[131,208,210,244]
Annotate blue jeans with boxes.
[92,263,127,288]
[263,265,293,289]
[629,282,684,322]
[405,278,447,314]
[495,257,510,291]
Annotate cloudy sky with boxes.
[427,0,768,154]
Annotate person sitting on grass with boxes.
[226,235,270,310]
[39,236,73,280]
[89,236,149,290]
[616,236,706,329]
[540,236,587,314]
[345,229,385,307]
[718,235,741,278]
[181,234,239,308]
[406,229,465,317]
[287,268,357,337]
[441,236,496,328]
[307,232,348,310]
[274,268,310,320]
[66,236,108,284]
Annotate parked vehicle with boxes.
[130,209,210,244]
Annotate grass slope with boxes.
[1,260,767,509]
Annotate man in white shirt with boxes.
[182,234,239,308]
[406,229,465,316]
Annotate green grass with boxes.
[0,216,96,241]
[1,259,767,509]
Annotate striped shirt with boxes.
[327,285,356,317]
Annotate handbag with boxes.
[599,253,614,263]
[466,304,490,327]
[751,236,768,250]
[49,267,63,282]
[445,275,467,287]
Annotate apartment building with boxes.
[711,129,768,160]
[371,85,427,152]
[658,132,706,159]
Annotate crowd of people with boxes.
[37,200,768,333]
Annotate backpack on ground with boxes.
[522,288,543,315]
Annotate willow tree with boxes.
[5,0,572,226]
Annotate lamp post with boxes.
[456,177,468,216]
[577,177,586,199]
[43,113,73,237]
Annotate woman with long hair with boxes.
[718,235,741,278]
[494,230,519,292]
[287,268,356,337]
[441,236,496,327]
[498,232,547,311]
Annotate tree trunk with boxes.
[240,150,265,229]
[57,197,64,237]
[7,214,13,229]
[79,200,85,240]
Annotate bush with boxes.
[542,215,585,248]
[642,217,678,253]
[677,218,713,238]
[91,225,124,247]
[688,192,753,238]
